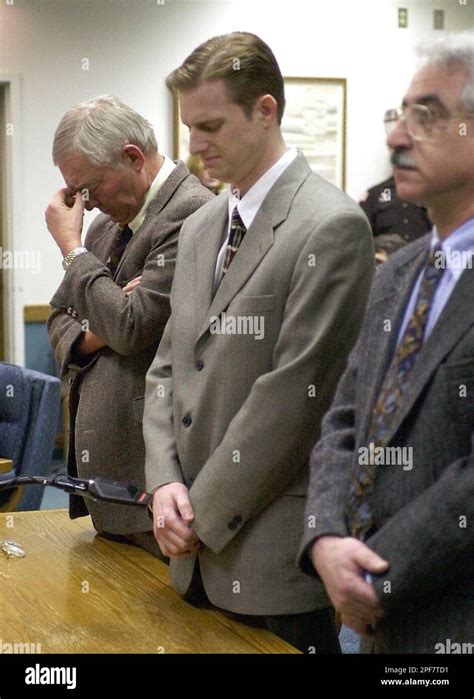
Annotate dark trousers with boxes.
[185,560,341,654]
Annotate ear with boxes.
[122,144,146,171]
[254,94,279,127]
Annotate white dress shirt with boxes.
[127,155,176,233]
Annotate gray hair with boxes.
[417,32,474,112]
[52,95,158,167]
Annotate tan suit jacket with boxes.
[144,153,374,614]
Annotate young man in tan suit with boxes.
[144,33,374,651]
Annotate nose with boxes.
[189,128,208,155]
[386,116,413,151]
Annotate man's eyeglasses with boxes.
[384,104,471,140]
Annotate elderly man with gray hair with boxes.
[45,96,212,555]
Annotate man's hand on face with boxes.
[310,535,389,636]
[152,483,201,560]
[45,189,85,257]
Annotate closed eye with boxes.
[184,120,224,134]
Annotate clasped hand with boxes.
[152,483,201,559]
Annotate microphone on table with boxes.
[0,472,152,508]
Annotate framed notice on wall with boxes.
[281,77,347,190]
[172,76,347,190]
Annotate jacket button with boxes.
[182,415,192,427]
[195,360,204,371]
[227,515,242,530]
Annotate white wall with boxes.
[0,0,472,363]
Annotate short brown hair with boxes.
[166,32,286,125]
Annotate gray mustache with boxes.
[391,150,416,168]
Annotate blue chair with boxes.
[0,362,60,510]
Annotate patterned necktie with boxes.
[347,244,445,539]
[220,207,247,281]
[106,225,133,277]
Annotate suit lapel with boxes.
[195,152,312,343]
[114,160,190,277]
[193,196,229,333]
[383,266,474,442]
[360,241,430,441]
[91,219,119,265]
[200,211,275,335]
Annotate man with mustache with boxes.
[299,32,474,653]
[46,96,212,554]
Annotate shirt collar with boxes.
[127,155,176,234]
[431,216,474,281]
[227,147,298,230]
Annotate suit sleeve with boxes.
[190,211,374,554]
[297,332,362,575]
[367,451,474,609]
[144,314,184,489]
[49,226,179,356]
[47,308,85,377]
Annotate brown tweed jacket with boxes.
[48,161,212,534]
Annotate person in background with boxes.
[186,153,223,194]
[299,32,474,653]
[46,96,212,557]
[143,31,374,653]
[360,163,431,245]
[373,232,406,268]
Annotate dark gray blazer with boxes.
[48,162,212,534]
[144,152,374,615]
[299,233,474,653]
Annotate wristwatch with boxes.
[62,246,88,270]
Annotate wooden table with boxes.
[0,510,298,654]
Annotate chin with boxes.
[394,177,423,204]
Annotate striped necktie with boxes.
[106,225,133,277]
[347,243,445,539]
[220,207,247,281]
